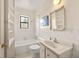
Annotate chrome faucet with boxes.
[53,38,60,43]
[50,37,52,40]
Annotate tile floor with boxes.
[16,53,32,58]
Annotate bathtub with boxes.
[15,39,39,56]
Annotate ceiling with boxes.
[15,0,53,11]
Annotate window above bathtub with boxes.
[20,15,29,29]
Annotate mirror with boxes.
[51,6,65,31]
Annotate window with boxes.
[20,16,29,29]
[40,16,49,26]
[40,15,50,29]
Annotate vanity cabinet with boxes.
[46,48,57,58]
[46,48,72,58]
[39,43,57,58]
[39,42,72,58]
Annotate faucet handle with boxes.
[50,37,52,40]
[54,38,60,43]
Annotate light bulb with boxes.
[53,0,61,5]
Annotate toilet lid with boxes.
[30,45,40,50]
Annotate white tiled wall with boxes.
[15,7,36,42]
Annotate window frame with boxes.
[20,16,29,29]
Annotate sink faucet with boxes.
[53,38,60,43]
[50,37,59,43]
[50,37,52,40]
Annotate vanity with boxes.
[39,38,73,58]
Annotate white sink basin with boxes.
[44,40,60,48]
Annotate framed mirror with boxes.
[51,6,65,30]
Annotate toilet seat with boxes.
[30,45,40,50]
[29,44,40,58]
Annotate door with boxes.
[0,0,15,58]
[0,0,5,57]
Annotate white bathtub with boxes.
[15,39,39,56]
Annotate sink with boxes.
[44,40,60,48]
[44,40,56,48]
[39,39,73,57]
[42,40,73,55]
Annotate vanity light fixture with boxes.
[53,0,61,5]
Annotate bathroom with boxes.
[15,0,53,58]
[0,0,79,58]
[13,0,79,58]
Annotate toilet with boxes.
[29,44,40,58]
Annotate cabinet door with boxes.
[39,43,45,58]
[46,48,57,58]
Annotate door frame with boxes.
[4,0,8,57]
[0,0,15,58]
[4,0,15,58]
[0,0,5,58]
